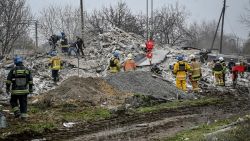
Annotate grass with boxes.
[164,115,250,141]
[136,97,224,114]
[0,105,111,139]
[61,107,111,122]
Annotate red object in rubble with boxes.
[146,40,154,52]
[146,52,153,59]
[232,65,245,73]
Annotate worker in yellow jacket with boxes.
[49,51,63,82]
[189,54,202,92]
[173,55,191,92]
[109,51,121,73]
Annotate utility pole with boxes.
[210,0,226,54]
[146,0,149,40]
[151,0,153,38]
[220,0,226,54]
[35,21,38,48]
[80,0,84,40]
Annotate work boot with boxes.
[14,111,21,118]
[21,113,28,121]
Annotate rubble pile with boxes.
[105,71,195,101]
[35,76,131,107]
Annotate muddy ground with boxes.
[1,86,250,141]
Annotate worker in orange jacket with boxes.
[173,55,191,92]
[123,53,136,72]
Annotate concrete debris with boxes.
[104,71,195,101]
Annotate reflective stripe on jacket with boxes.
[190,61,201,80]
[173,61,191,80]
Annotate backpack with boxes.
[178,62,186,71]
[13,67,28,87]
[213,63,223,71]
[109,58,117,67]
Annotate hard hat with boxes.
[189,54,195,60]
[14,56,23,65]
[61,32,65,36]
[113,51,120,58]
[176,55,183,61]
[127,53,133,59]
[50,50,57,56]
[219,57,224,61]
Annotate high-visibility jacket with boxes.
[173,61,191,80]
[50,56,62,70]
[109,57,121,73]
[123,59,136,71]
[146,40,154,52]
[212,62,223,74]
[6,64,33,95]
[189,61,201,80]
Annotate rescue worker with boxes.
[49,34,60,50]
[75,36,85,56]
[212,58,224,86]
[60,32,69,53]
[173,55,191,92]
[49,51,63,82]
[5,56,33,120]
[189,54,202,92]
[227,58,235,73]
[109,51,121,73]
[219,57,227,86]
[145,37,154,65]
[123,53,136,72]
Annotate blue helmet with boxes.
[113,51,119,58]
[50,50,57,56]
[14,56,23,65]
[61,32,65,36]
[176,55,183,61]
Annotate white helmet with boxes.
[127,53,133,59]
[219,57,224,61]
[189,54,195,60]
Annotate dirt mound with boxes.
[36,76,131,107]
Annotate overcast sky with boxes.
[27,0,250,39]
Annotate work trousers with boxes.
[214,73,224,86]
[52,70,59,82]
[10,94,28,115]
[176,79,187,91]
[191,80,200,92]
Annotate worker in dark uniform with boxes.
[75,36,85,56]
[6,56,33,120]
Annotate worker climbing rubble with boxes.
[219,57,227,86]
[60,32,69,53]
[212,57,225,86]
[5,56,33,121]
[232,62,246,88]
[189,54,202,92]
[108,51,121,73]
[145,37,154,65]
[48,34,60,50]
[173,55,191,92]
[123,53,136,72]
[75,36,85,56]
[49,51,63,83]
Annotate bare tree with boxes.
[88,1,144,36]
[39,5,80,41]
[0,0,32,56]
[153,3,188,46]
